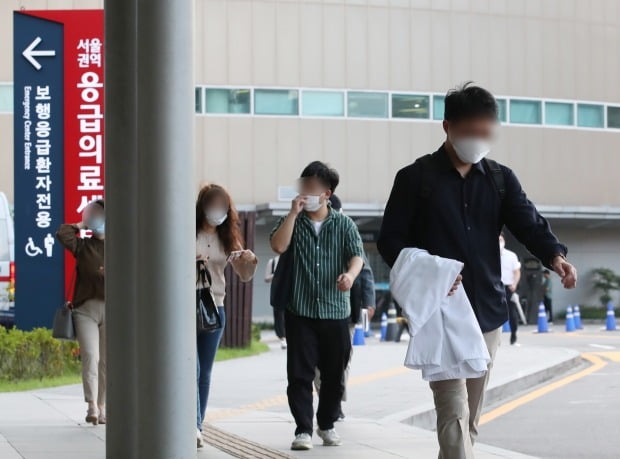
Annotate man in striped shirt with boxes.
[270,161,364,451]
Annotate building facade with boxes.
[1,0,620,320]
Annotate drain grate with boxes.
[203,424,294,459]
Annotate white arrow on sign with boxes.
[22,36,56,71]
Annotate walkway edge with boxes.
[384,351,583,430]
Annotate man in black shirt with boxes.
[377,83,577,458]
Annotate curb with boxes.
[395,353,584,430]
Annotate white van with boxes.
[0,192,15,326]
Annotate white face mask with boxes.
[206,209,228,227]
[303,195,323,212]
[451,137,491,164]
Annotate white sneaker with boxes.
[197,428,204,449]
[280,338,288,350]
[317,428,342,446]
[291,433,313,450]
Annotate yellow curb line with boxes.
[479,352,608,426]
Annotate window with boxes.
[545,102,574,126]
[206,88,251,114]
[302,91,344,117]
[254,89,298,116]
[347,92,388,118]
[195,87,203,114]
[496,99,507,122]
[0,84,13,114]
[432,95,445,120]
[509,100,542,124]
[392,94,430,119]
[577,104,604,128]
[607,106,620,129]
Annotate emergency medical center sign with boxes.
[14,10,104,330]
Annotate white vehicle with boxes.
[0,192,15,326]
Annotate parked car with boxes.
[0,192,15,327]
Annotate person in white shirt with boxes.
[265,255,287,349]
[499,233,521,345]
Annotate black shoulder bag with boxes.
[196,260,222,332]
[270,243,294,311]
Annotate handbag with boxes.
[196,260,222,332]
[52,269,76,340]
[270,244,294,311]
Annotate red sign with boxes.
[23,10,104,294]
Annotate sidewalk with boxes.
[0,326,581,458]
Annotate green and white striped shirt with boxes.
[270,209,364,320]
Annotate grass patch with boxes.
[0,372,81,393]
[215,340,269,362]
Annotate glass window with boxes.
[347,92,388,118]
[545,102,574,126]
[607,106,620,129]
[302,91,344,117]
[392,94,430,119]
[577,104,604,128]
[206,88,251,114]
[496,99,507,122]
[509,100,542,124]
[195,87,203,114]
[254,89,298,116]
[432,95,445,120]
[0,84,13,113]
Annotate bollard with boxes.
[565,306,576,332]
[606,302,617,331]
[502,320,511,332]
[380,312,388,341]
[573,305,583,330]
[352,322,366,346]
[537,302,549,333]
[385,306,399,342]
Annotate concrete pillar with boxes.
[104,1,137,457]
[105,0,196,457]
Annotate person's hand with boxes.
[336,273,354,292]
[366,307,376,321]
[509,284,517,293]
[290,195,307,216]
[448,274,462,296]
[552,256,577,289]
[239,249,257,264]
[196,254,208,264]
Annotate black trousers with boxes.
[285,311,351,435]
[505,286,518,338]
[273,307,286,339]
[543,296,553,321]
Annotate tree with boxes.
[592,268,620,307]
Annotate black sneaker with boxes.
[510,333,517,345]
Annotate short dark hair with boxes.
[543,269,550,275]
[329,194,342,211]
[300,161,339,192]
[444,82,498,122]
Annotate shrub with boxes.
[0,328,81,382]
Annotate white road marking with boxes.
[589,343,616,350]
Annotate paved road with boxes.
[480,324,620,459]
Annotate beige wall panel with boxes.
[431,0,451,11]
[227,1,253,85]
[276,2,300,86]
[299,2,323,87]
[573,23,590,102]
[0,1,20,81]
[409,0,432,9]
[227,118,254,203]
[202,0,228,84]
[298,119,324,167]
[449,12,472,85]
[430,12,452,91]
[452,0,469,13]
[507,16,526,96]
[523,18,544,97]
[557,0,576,21]
[468,14,490,87]
[276,118,301,191]
[367,7,390,89]
[345,5,368,89]
[486,14,509,93]
[487,0,507,16]
[386,122,413,175]
[589,25,607,102]
[322,3,346,88]
[322,121,347,186]
[605,26,620,100]
[366,122,391,204]
[199,117,229,189]
[506,0,525,16]
[252,1,276,86]
[388,6,411,90]
[252,118,279,201]
[524,0,542,18]
[344,121,370,201]
[590,0,607,24]
[410,9,433,90]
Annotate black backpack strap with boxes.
[484,158,505,201]
[416,153,435,198]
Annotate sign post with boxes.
[13,10,104,330]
